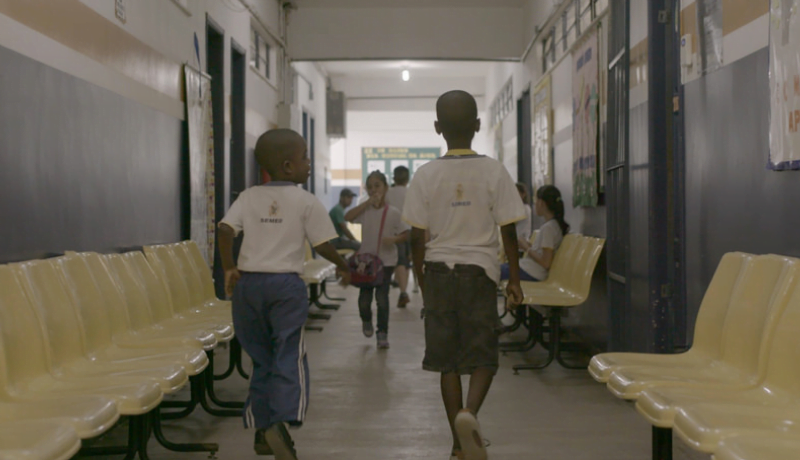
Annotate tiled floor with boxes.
[82,283,706,459]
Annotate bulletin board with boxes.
[769,0,800,170]
[361,147,441,184]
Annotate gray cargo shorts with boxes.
[421,262,502,375]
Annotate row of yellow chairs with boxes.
[501,234,605,372]
[590,252,800,459]
[0,241,234,459]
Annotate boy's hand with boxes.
[382,236,397,245]
[224,268,241,298]
[505,281,523,311]
[337,268,351,287]
[519,239,532,251]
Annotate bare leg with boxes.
[465,367,495,416]
[395,265,409,294]
[441,372,463,452]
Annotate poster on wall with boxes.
[184,65,216,265]
[769,0,800,170]
[697,0,724,74]
[532,75,553,192]
[572,29,600,207]
[361,147,441,185]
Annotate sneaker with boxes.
[454,410,487,460]
[362,321,374,338]
[264,422,298,460]
[397,292,410,308]
[377,332,390,349]
[254,429,272,455]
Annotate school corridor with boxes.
[128,284,657,460]
[2,0,800,459]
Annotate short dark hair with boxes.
[393,166,410,185]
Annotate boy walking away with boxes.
[403,91,525,460]
[217,129,351,460]
[386,166,411,307]
[329,188,361,251]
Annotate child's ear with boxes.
[475,118,481,133]
[434,121,442,135]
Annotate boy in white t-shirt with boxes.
[217,129,350,460]
[402,91,526,460]
[386,165,411,307]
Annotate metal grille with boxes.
[605,0,630,351]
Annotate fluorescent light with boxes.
[402,70,410,81]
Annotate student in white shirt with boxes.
[346,170,409,349]
[403,90,525,460]
[501,185,569,282]
[386,166,412,308]
[217,129,350,460]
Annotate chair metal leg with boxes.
[311,283,340,310]
[233,338,250,379]
[196,375,243,417]
[308,311,331,321]
[513,309,558,372]
[213,343,237,381]
[321,280,346,302]
[305,324,324,332]
[652,426,673,460]
[151,408,219,456]
[204,352,246,408]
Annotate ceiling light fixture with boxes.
[402,69,410,82]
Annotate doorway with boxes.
[516,89,533,197]
[206,16,226,298]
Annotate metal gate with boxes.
[605,0,630,351]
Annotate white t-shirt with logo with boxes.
[353,205,408,267]
[385,186,407,214]
[220,182,337,274]
[402,151,527,284]
[520,219,564,281]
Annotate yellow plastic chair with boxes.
[54,254,208,378]
[0,265,162,416]
[180,240,222,304]
[123,251,234,342]
[508,234,605,371]
[0,420,80,460]
[155,243,230,313]
[172,242,230,310]
[662,259,800,453]
[13,259,187,395]
[607,255,795,401]
[714,434,800,460]
[85,253,217,351]
[589,252,750,382]
[143,246,232,325]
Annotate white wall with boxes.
[293,62,333,207]
[288,7,525,60]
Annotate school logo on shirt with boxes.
[261,201,283,224]
[452,183,471,207]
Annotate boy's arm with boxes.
[217,223,240,298]
[314,242,352,286]
[500,223,524,309]
[410,227,427,293]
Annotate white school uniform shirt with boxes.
[402,149,527,284]
[220,181,337,274]
[353,204,408,267]
[520,219,564,281]
[385,186,407,214]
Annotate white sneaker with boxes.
[454,410,487,460]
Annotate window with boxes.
[541,0,609,72]
[250,27,270,79]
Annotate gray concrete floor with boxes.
[82,283,707,459]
